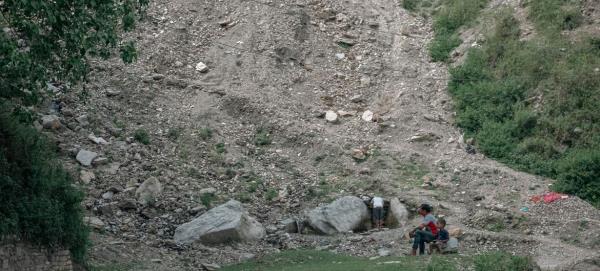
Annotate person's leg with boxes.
[418,230,434,255]
[412,230,422,256]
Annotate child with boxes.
[429,217,449,254]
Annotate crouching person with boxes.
[409,203,437,256]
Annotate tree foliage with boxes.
[0,0,148,105]
[0,0,149,262]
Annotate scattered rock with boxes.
[351,95,364,103]
[265,225,278,234]
[361,110,374,122]
[174,200,265,245]
[196,62,209,73]
[351,148,367,161]
[75,115,89,127]
[307,196,369,235]
[325,110,338,123]
[378,248,391,257]
[118,199,137,211]
[84,216,105,230]
[135,177,163,205]
[79,170,95,184]
[106,89,121,97]
[201,263,221,271]
[76,149,98,167]
[199,187,217,194]
[335,53,345,60]
[337,110,355,117]
[448,227,463,238]
[408,132,438,142]
[102,191,114,200]
[88,134,109,145]
[41,115,61,130]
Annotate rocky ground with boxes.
[36,0,600,270]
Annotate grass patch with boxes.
[429,0,489,62]
[254,128,272,146]
[167,127,182,141]
[199,127,213,140]
[133,129,150,145]
[199,192,216,208]
[266,188,278,201]
[474,252,535,271]
[215,142,226,154]
[222,250,533,271]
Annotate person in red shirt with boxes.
[409,203,437,256]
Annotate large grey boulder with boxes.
[385,198,409,227]
[307,196,369,235]
[174,200,265,245]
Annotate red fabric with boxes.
[530,192,568,204]
[428,221,438,235]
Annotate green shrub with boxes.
[528,0,583,35]
[0,112,88,262]
[265,189,278,202]
[134,129,150,145]
[429,0,489,61]
[474,252,535,271]
[403,0,419,11]
[554,150,600,207]
[199,127,213,140]
[199,192,216,208]
[167,128,181,141]
[215,142,226,154]
[254,128,272,146]
[446,5,600,206]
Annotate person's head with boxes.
[436,217,446,229]
[418,203,432,216]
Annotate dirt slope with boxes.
[45,0,600,270]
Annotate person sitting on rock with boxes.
[371,196,384,230]
[409,203,437,256]
[428,217,449,254]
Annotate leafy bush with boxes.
[402,0,419,11]
[444,4,600,206]
[199,127,213,140]
[254,128,272,146]
[474,252,535,271]
[429,0,489,62]
[0,111,88,262]
[134,129,150,145]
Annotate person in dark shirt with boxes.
[429,217,449,254]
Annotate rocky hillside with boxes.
[36,0,599,270]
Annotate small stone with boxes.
[218,18,232,27]
[266,225,278,234]
[325,110,338,122]
[358,167,371,175]
[351,95,364,103]
[199,187,217,194]
[351,148,367,161]
[281,218,298,233]
[135,177,163,205]
[75,115,89,127]
[80,170,95,184]
[174,61,184,67]
[41,115,61,130]
[473,195,485,201]
[378,248,391,257]
[118,199,137,211]
[362,110,374,122]
[92,157,109,166]
[448,227,463,237]
[106,89,121,97]
[201,263,221,271]
[189,205,207,215]
[335,53,345,60]
[88,134,109,145]
[337,38,356,46]
[360,76,371,87]
[151,73,165,80]
[76,150,98,167]
[337,110,355,117]
[195,62,209,73]
[102,191,114,200]
[84,216,105,230]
